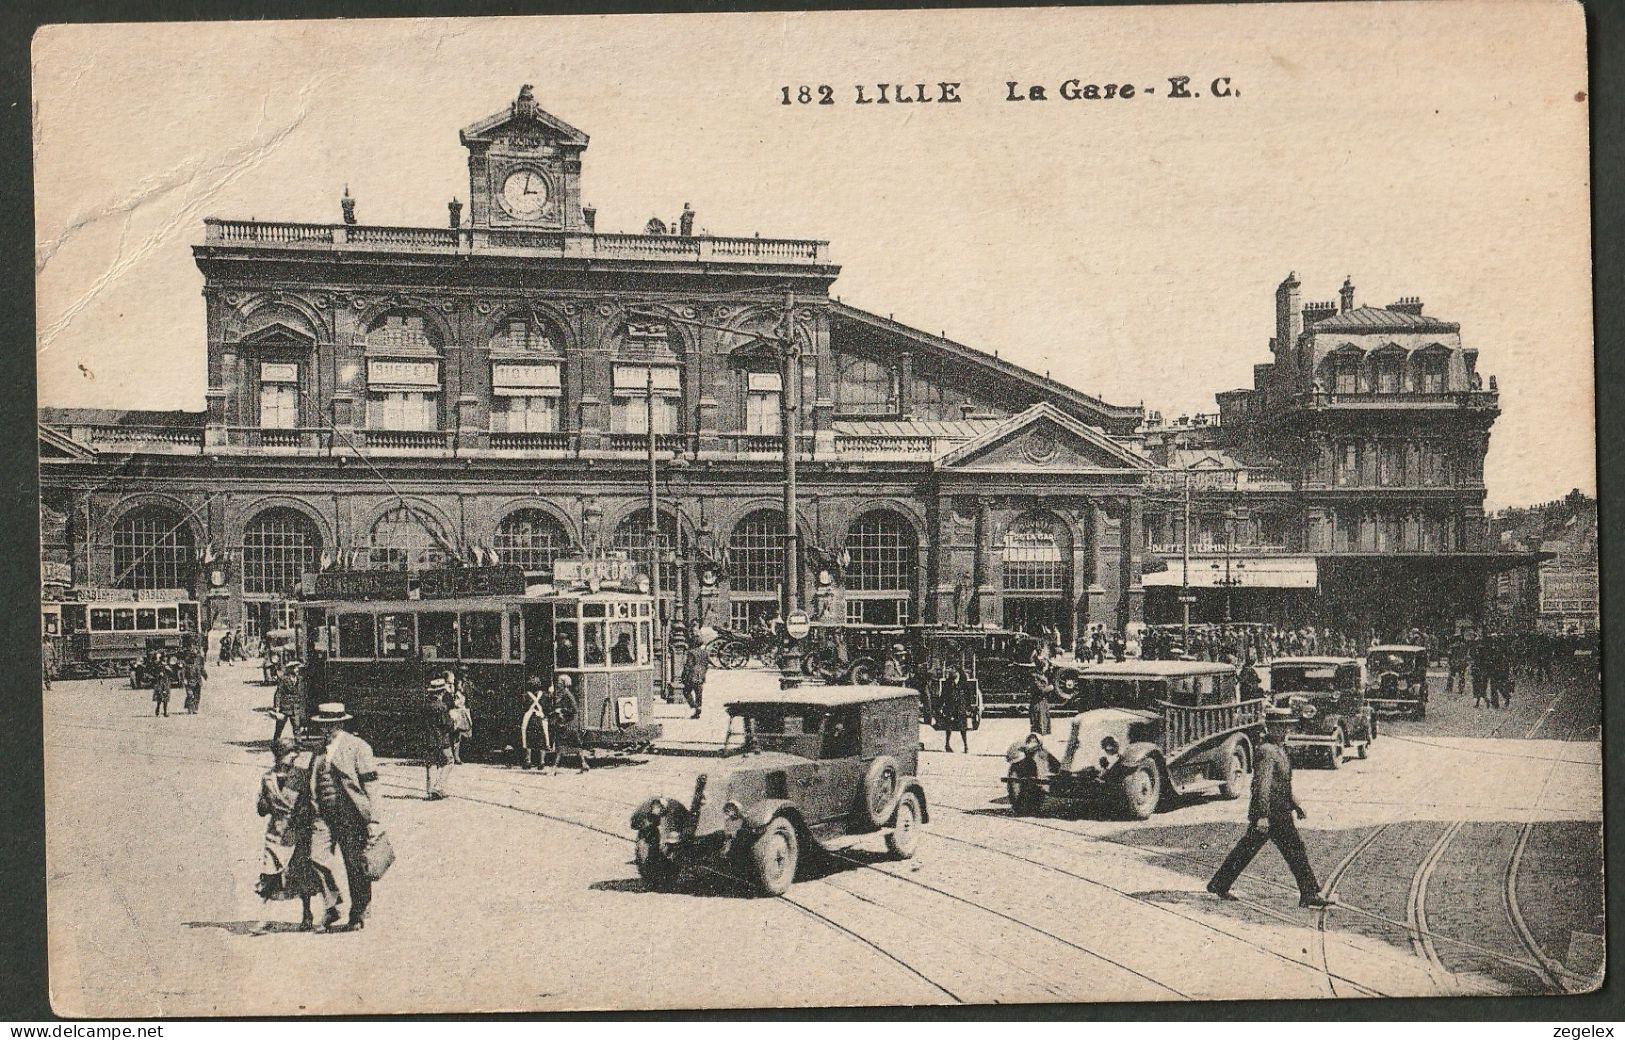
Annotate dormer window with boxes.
[1331,353,1361,394]
[1372,353,1404,394]
[1418,354,1447,393]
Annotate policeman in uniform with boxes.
[1208,709,1334,908]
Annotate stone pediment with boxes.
[935,403,1153,474]
[460,85,589,151]
[39,424,96,461]
[239,320,316,348]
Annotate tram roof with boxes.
[1368,644,1427,653]
[1271,656,1362,667]
[304,589,648,611]
[1073,660,1237,678]
[724,685,920,710]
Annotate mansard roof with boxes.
[830,303,1143,435]
[1307,305,1459,334]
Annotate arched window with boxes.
[490,313,564,434]
[112,506,196,591]
[494,509,570,571]
[836,354,899,415]
[365,312,442,432]
[611,509,684,557]
[370,506,450,571]
[242,508,321,595]
[728,510,785,594]
[845,510,917,625]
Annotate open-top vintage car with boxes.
[1003,661,1267,820]
[630,686,928,896]
[1268,657,1375,768]
[1365,644,1431,718]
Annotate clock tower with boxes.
[460,85,589,231]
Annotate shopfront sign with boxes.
[418,565,527,600]
[367,359,440,387]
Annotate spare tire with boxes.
[862,755,902,828]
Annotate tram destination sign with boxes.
[418,565,527,600]
[312,570,410,601]
[553,557,639,588]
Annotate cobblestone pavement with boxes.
[42,659,1602,1015]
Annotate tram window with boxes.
[418,611,457,661]
[113,608,136,631]
[90,608,112,631]
[637,620,651,665]
[608,621,636,665]
[582,623,607,666]
[555,621,579,668]
[135,608,157,630]
[583,603,606,618]
[461,611,502,660]
[379,613,417,658]
[63,605,87,633]
[337,613,377,658]
[178,603,199,631]
[157,607,178,630]
[508,611,523,660]
[555,603,575,620]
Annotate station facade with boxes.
[39,87,1156,646]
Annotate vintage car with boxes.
[1267,657,1375,768]
[629,686,928,896]
[1365,644,1431,718]
[1004,661,1267,820]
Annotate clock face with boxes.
[500,169,549,220]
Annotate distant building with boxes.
[1137,273,1533,633]
[1490,490,1598,633]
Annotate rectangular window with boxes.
[1336,443,1359,487]
[730,599,777,631]
[378,613,417,658]
[1379,443,1402,486]
[369,391,437,431]
[746,372,783,435]
[337,613,377,658]
[1334,359,1359,394]
[90,608,112,632]
[259,383,298,428]
[555,621,580,668]
[1375,360,1402,394]
[417,611,457,661]
[113,608,135,631]
[845,597,910,626]
[491,395,559,433]
[157,607,178,630]
[612,365,681,434]
[135,607,157,630]
[460,611,503,660]
[1420,360,1446,393]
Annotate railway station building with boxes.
[38,87,1528,643]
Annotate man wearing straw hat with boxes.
[423,677,456,800]
[307,701,379,931]
[1207,708,1335,909]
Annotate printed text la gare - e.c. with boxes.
[778,76,1238,106]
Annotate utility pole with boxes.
[1181,473,1192,650]
[779,291,805,685]
[645,364,663,688]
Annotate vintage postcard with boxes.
[33,3,1599,1016]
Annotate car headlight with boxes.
[1100,736,1120,755]
[1298,702,1318,719]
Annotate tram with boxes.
[298,564,663,757]
[43,592,201,679]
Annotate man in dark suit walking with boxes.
[1207,711,1334,908]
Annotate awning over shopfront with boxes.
[1143,556,1318,589]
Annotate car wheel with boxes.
[1006,768,1044,815]
[1327,731,1344,770]
[1119,762,1162,821]
[1356,738,1369,760]
[1055,670,1080,696]
[886,791,922,860]
[969,708,982,732]
[750,819,799,896]
[1217,739,1250,800]
[1415,701,1427,721]
[634,827,678,889]
[863,755,902,828]
[1370,716,1379,743]
[848,658,879,685]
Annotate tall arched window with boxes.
[370,506,450,571]
[1001,512,1073,636]
[845,510,917,624]
[836,354,899,415]
[365,312,442,431]
[727,509,787,629]
[489,313,563,434]
[611,509,683,557]
[494,509,570,571]
[242,508,321,595]
[112,506,196,591]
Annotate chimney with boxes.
[1339,276,1356,313]
[1274,271,1301,358]
[1303,300,1337,326]
[1388,295,1424,316]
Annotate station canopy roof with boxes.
[1142,556,1318,589]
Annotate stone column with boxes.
[1084,499,1109,629]
[973,497,997,626]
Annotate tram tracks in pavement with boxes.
[1314,823,1392,998]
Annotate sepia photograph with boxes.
[30,2,1601,1016]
